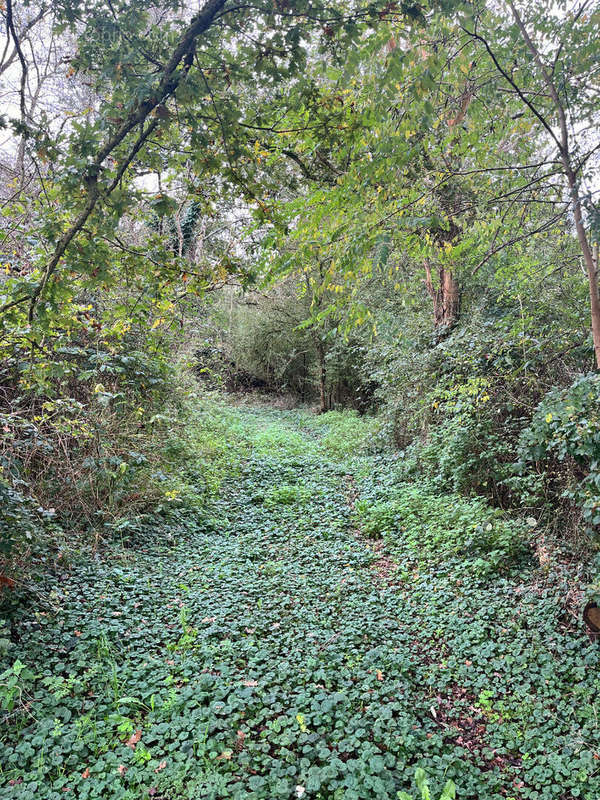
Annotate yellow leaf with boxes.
[296,713,308,733]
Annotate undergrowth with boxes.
[0,356,251,584]
[1,403,598,800]
[354,481,528,576]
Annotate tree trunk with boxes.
[315,338,328,413]
[565,167,600,369]
[506,0,600,369]
[424,260,460,330]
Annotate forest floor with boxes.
[1,404,599,800]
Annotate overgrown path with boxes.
[1,405,599,800]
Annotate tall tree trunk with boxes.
[506,0,600,369]
[315,337,328,413]
[565,166,600,369]
[424,260,460,330]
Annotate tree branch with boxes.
[461,24,563,153]
[5,0,29,120]
[0,0,229,321]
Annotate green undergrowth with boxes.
[354,480,528,577]
[0,378,253,579]
[1,404,598,800]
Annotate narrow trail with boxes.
[2,406,599,800]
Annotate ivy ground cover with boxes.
[1,405,599,799]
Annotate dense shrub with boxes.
[0,344,171,533]
[517,373,600,532]
[0,480,43,558]
[0,331,255,584]
[362,292,596,546]
[355,481,525,573]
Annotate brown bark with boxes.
[316,338,328,413]
[424,260,460,329]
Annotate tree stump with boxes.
[583,601,600,641]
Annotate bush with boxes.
[364,293,596,549]
[0,332,256,584]
[0,480,39,557]
[401,375,519,500]
[517,373,600,532]
[355,482,525,570]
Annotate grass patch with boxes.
[310,409,381,459]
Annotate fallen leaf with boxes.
[154,760,166,773]
[202,616,216,623]
[74,630,82,637]
[217,750,233,761]
[376,669,383,681]
[235,730,246,751]
[126,730,142,749]
[81,768,90,779]
[242,679,258,687]
[118,765,127,776]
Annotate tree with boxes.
[258,12,550,335]
[460,0,600,366]
[1,0,416,331]
[254,0,599,371]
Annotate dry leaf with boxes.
[81,768,90,779]
[242,679,258,687]
[235,730,246,752]
[376,669,383,681]
[154,760,167,773]
[118,765,127,776]
[216,750,233,761]
[126,729,142,749]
